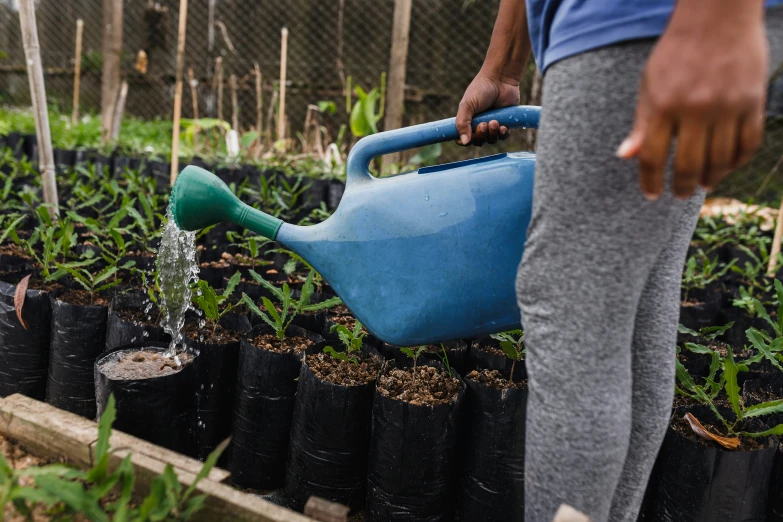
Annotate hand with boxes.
[455,74,520,146]
[617,0,769,200]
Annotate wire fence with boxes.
[0,0,781,203]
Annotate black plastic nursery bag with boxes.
[654,406,777,521]
[228,324,322,490]
[95,343,198,454]
[0,280,52,400]
[456,377,526,522]
[105,292,170,352]
[285,343,383,510]
[367,360,466,522]
[46,295,108,418]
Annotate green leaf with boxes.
[324,346,348,362]
[722,347,743,420]
[261,297,282,325]
[744,399,783,418]
[500,341,520,361]
[739,423,783,438]
[247,270,284,301]
[89,394,116,482]
[223,271,241,299]
[182,494,208,520]
[300,296,343,312]
[181,437,230,504]
[36,475,109,522]
[684,343,713,355]
[10,486,60,506]
[746,328,783,371]
[93,266,119,286]
[298,270,315,309]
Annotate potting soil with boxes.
[98,349,193,380]
[157,206,199,356]
[377,365,460,406]
[306,351,381,386]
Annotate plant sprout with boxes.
[193,272,241,335]
[491,329,524,383]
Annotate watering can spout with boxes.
[171,165,284,239]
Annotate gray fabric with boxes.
[517,7,783,522]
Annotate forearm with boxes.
[480,0,531,85]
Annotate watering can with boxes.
[172,105,539,346]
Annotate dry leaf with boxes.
[14,274,31,330]
[683,412,741,450]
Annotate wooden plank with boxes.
[107,450,313,522]
[0,394,95,467]
[304,497,349,522]
[0,395,309,521]
[96,431,230,484]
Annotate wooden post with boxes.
[769,202,783,276]
[169,0,189,186]
[110,80,128,141]
[230,73,239,131]
[382,0,413,166]
[71,19,84,124]
[215,57,224,121]
[277,27,288,142]
[18,0,59,218]
[254,62,263,136]
[101,0,123,143]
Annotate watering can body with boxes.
[172,106,539,346]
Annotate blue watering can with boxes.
[171,105,539,346]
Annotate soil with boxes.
[0,244,32,259]
[55,288,109,307]
[466,369,526,390]
[306,351,381,386]
[377,365,460,406]
[115,306,161,327]
[477,343,509,359]
[746,386,781,404]
[328,304,351,317]
[671,414,767,451]
[182,318,244,344]
[99,349,193,380]
[248,333,311,354]
[0,271,63,293]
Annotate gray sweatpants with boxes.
[517,8,783,522]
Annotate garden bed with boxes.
[0,144,782,520]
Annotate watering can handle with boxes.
[345,105,540,184]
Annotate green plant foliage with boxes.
[491,329,524,382]
[323,346,359,365]
[193,273,241,332]
[240,269,342,340]
[0,394,225,520]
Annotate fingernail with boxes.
[644,192,659,201]
[616,138,633,158]
[460,134,469,145]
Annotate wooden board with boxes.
[0,394,314,522]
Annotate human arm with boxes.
[455,0,531,146]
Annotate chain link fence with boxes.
[0,0,780,203]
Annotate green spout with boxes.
[171,165,284,239]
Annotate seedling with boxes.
[240,269,342,342]
[193,272,241,334]
[681,252,735,302]
[0,394,224,520]
[323,346,359,365]
[491,329,524,383]
[435,344,453,378]
[400,346,426,381]
[323,320,365,366]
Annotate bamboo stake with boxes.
[18,0,59,218]
[230,73,238,131]
[769,202,783,276]
[215,57,224,121]
[110,80,128,141]
[254,62,263,136]
[277,27,288,142]
[383,0,413,167]
[71,19,83,124]
[187,67,199,151]
[169,0,189,186]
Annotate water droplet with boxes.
[424,194,430,201]
[439,212,447,217]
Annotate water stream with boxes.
[156,206,199,359]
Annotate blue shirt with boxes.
[528,0,783,72]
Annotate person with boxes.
[456,1,783,521]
